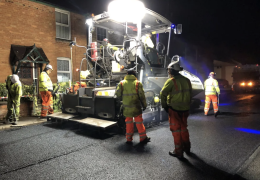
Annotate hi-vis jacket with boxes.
[116,75,147,117]
[141,35,154,48]
[100,43,119,51]
[39,71,53,92]
[10,82,22,101]
[204,78,220,95]
[160,74,192,111]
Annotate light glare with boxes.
[108,0,145,23]
[86,18,93,26]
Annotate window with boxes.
[57,58,71,82]
[96,27,107,41]
[55,9,71,40]
[18,62,32,79]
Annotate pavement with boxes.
[0,92,260,179]
[0,116,46,130]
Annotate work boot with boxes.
[169,150,184,159]
[140,136,151,144]
[215,111,220,118]
[184,149,191,156]
[126,141,133,145]
[11,121,17,125]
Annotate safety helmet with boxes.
[209,72,216,77]
[46,64,53,70]
[103,38,109,43]
[102,38,109,46]
[167,61,183,72]
[11,74,20,84]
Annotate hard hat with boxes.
[209,72,216,76]
[103,38,109,43]
[167,61,183,72]
[46,64,53,70]
[11,74,20,84]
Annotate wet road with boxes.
[0,92,260,179]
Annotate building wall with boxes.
[225,66,234,84]
[0,0,87,83]
[214,66,234,85]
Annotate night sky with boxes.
[39,0,260,63]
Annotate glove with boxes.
[142,107,146,111]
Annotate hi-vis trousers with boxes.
[40,91,53,117]
[204,95,218,115]
[168,108,191,156]
[125,114,147,142]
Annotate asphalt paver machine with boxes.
[47,0,204,132]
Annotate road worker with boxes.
[5,74,22,125]
[100,38,119,56]
[116,68,150,144]
[39,64,54,118]
[160,61,192,158]
[141,32,154,49]
[204,72,220,117]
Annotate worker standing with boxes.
[39,64,54,118]
[204,72,220,117]
[116,69,150,144]
[5,74,22,125]
[141,32,154,49]
[101,38,119,56]
[160,62,192,158]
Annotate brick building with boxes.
[0,0,88,84]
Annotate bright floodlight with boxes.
[108,0,145,23]
[86,18,93,26]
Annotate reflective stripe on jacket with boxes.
[116,75,147,117]
[204,78,220,95]
[39,71,53,91]
[160,74,192,111]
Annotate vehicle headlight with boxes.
[248,82,253,86]
[240,82,245,86]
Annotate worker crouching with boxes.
[160,62,192,158]
[39,64,54,118]
[5,74,22,125]
[116,69,150,145]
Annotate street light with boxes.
[108,0,145,23]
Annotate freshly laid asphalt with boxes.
[0,91,260,180]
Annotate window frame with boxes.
[96,26,108,42]
[55,8,71,40]
[17,62,33,79]
[57,57,72,83]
